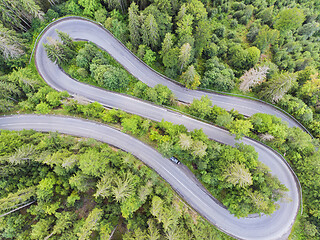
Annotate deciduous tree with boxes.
[180,65,200,89]
[274,8,305,32]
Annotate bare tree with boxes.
[240,66,270,92]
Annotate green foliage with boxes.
[77,208,103,239]
[91,64,129,91]
[188,95,212,119]
[0,67,41,113]
[141,14,160,50]
[128,2,140,47]
[0,130,231,239]
[143,49,156,66]
[228,44,260,71]
[44,31,76,65]
[201,58,235,91]
[78,0,101,17]
[260,72,297,103]
[227,119,253,140]
[35,102,51,114]
[274,8,305,32]
[298,77,320,108]
[105,11,128,43]
[180,65,200,89]
[0,23,25,60]
[279,95,313,123]
[254,25,279,53]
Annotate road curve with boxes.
[36,17,309,132]
[0,115,297,239]
[31,17,300,239]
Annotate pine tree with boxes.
[77,208,103,240]
[141,14,159,50]
[112,172,134,202]
[0,0,44,30]
[150,196,163,219]
[78,0,101,17]
[192,140,207,158]
[160,32,173,58]
[94,170,114,198]
[247,190,268,211]
[147,219,160,240]
[0,186,36,214]
[260,72,297,103]
[104,0,126,13]
[0,23,25,59]
[128,2,140,47]
[7,145,36,165]
[176,14,193,39]
[194,19,211,57]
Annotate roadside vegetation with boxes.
[0,130,233,239]
[0,0,319,239]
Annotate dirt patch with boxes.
[75,189,97,219]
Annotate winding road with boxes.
[0,17,303,239]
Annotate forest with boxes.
[0,0,320,239]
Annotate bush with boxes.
[36,102,51,114]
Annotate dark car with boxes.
[170,156,181,164]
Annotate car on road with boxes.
[170,156,181,164]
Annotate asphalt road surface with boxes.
[3,17,302,239]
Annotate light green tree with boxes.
[223,162,253,188]
[31,218,53,240]
[77,208,103,240]
[35,102,51,114]
[180,65,200,89]
[192,140,207,158]
[228,119,253,139]
[160,33,174,58]
[176,14,193,40]
[274,8,305,32]
[179,43,191,72]
[179,133,193,150]
[260,72,297,103]
[254,25,279,53]
[143,49,156,66]
[188,95,212,119]
[112,172,135,202]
